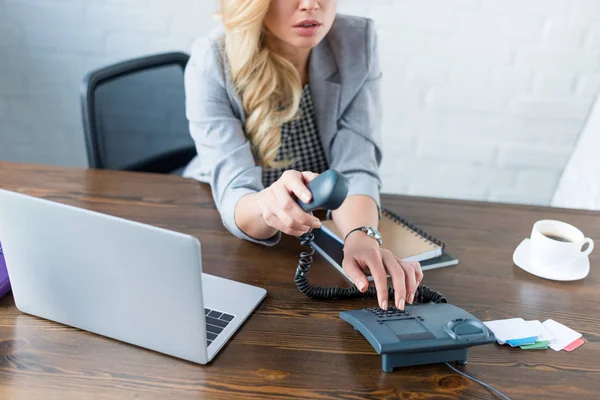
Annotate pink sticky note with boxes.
[564,338,584,352]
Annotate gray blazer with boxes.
[182,14,383,246]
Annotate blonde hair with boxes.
[220,0,302,168]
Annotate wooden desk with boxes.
[0,161,598,399]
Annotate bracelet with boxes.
[344,227,363,243]
[343,226,382,246]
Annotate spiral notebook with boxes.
[312,208,457,282]
[322,208,444,261]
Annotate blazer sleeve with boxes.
[328,19,383,216]
[184,37,282,246]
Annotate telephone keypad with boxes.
[366,306,411,321]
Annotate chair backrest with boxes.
[80,52,197,174]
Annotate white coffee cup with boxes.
[529,220,594,271]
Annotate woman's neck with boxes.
[264,33,311,85]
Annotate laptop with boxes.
[0,188,266,364]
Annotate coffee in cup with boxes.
[541,232,572,243]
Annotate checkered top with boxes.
[261,84,329,187]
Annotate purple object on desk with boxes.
[0,242,11,298]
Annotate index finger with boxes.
[272,187,321,230]
[280,174,321,227]
[301,171,320,183]
[364,249,389,310]
[281,170,312,203]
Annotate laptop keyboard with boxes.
[204,308,234,347]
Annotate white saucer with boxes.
[513,238,590,281]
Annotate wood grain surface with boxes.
[0,161,598,400]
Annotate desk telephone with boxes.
[293,170,496,372]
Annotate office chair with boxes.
[80,52,197,174]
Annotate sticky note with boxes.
[520,340,549,350]
[563,338,584,352]
[483,318,539,345]
[542,319,582,351]
[506,337,537,347]
[525,320,554,342]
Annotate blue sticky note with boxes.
[507,336,538,347]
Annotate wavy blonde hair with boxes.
[220,0,303,168]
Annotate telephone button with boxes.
[454,323,484,336]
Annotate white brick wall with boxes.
[0,0,599,207]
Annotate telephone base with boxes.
[339,303,495,372]
[382,348,467,372]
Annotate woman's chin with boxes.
[289,35,325,50]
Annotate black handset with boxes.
[294,169,350,212]
[293,169,446,304]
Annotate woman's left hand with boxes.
[342,232,423,311]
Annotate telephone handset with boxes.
[293,169,446,304]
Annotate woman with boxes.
[183,0,423,311]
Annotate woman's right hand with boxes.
[256,170,322,236]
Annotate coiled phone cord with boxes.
[294,229,447,304]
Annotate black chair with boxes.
[80,52,197,174]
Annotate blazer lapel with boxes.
[309,36,341,165]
